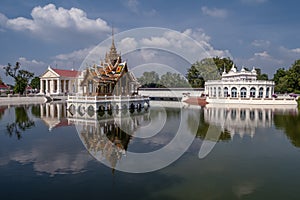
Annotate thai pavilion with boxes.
[205,65,275,99]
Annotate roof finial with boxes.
[112,24,114,46]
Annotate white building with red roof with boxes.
[0,82,10,94]
[40,66,81,95]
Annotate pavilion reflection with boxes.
[68,110,150,171]
[39,103,69,131]
[204,106,298,139]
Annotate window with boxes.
[218,87,221,97]
[250,87,256,97]
[231,87,237,98]
[240,87,247,98]
[258,87,264,98]
[224,87,228,97]
[88,81,93,94]
[213,87,216,97]
[266,87,270,98]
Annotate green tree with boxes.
[212,56,234,74]
[30,76,40,90]
[273,60,300,93]
[137,71,160,88]
[186,64,205,88]
[159,72,189,88]
[186,57,232,88]
[4,62,34,94]
[273,68,286,85]
[256,68,269,80]
[288,60,300,92]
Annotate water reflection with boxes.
[39,103,69,131]
[203,106,298,139]
[274,111,300,147]
[68,110,150,172]
[6,106,35,139]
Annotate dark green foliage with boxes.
[30,76,40,90]
[159,72,189,88]
[273,59,300,93]
[4,62,34,94]
[138,71,189,88]
[186,57,234,88]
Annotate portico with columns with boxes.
[40,66,80,95]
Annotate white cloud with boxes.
[140,37,171,47]
[254,51,271,58]
[1,4,110,40]
[18,57,45,66]
[0,13,8,26]
[290,48,300,53]
[251,40,270,48]
[54,46,94,61]
[119,37,138,53]
[50,28,231,76]
[201,6,228,18]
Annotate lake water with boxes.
[0,103,300,199]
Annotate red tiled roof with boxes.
[0,83,9,89]
[52,68,80,78]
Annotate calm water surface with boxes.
[0,103,300,200]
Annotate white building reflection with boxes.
[204,106,298,139]
[40,103,69,131]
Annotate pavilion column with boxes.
[68,80,71,94]
[57,79,61,94]
[46,80,49,94]
[64,80,68,94]
[61,80,64,93]
[40,79,44,94]
[50,79,54,94]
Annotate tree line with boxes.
[138,57,270,89]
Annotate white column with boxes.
[57,79,61,94]
[64,80,67,94]
[68,80,72,93]
[50,79,53,94]
[40,79,44,94]
[46,80,49,94]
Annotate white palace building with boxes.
[205,65,297,106]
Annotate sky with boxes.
[0,0,300,84]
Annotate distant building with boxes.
[39,67,81,95]
[205,65,275,99]
[0,82,9,94]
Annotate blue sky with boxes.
[1,0,300,83]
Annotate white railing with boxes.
[67,95,149,102]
